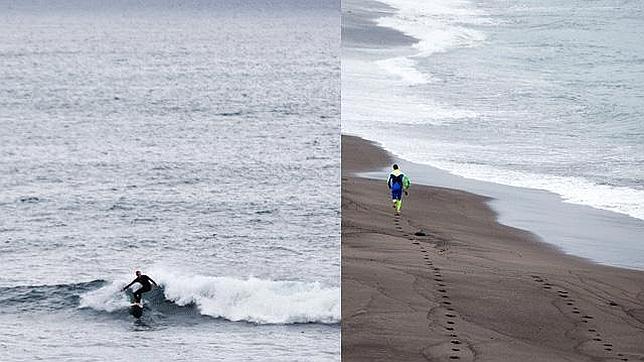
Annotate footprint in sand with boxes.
[533,277,599,328]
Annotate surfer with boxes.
[122,270,157,303]
[387,164,411,215]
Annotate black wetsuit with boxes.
[125,275,156,302]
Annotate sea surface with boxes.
[343,0,644,268]
[0,1,340,360]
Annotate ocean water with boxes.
[343,0,644,267]
[0,1,340,360]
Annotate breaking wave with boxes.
[78,270,340,325]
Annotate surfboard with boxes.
[130,302,143,318]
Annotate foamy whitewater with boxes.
[343,0,644,267]
[79,271,340,325]
[0,1,340,360]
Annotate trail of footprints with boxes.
[529,275,630,361]
[393,215,466,360]
[394,215,636,361]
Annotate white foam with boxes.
[156,270,340,324]
[342,0,483,128]
[342,58,477,128]
[78,280,131,312]
[371,0,488,83]
[79,270,340,325]
[430,160,644,221]
[370,135,644,220]
[375,57,431,85]
[376,0,489,55]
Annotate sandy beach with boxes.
[341,135,644,361]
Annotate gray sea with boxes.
[0,1,340,360]
[343,0,644,269]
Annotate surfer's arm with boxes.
[122,280,135,291]
[149,277,158,287]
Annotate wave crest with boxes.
[159,271,340,324]
[78,271,340,325]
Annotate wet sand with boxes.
[341,135,644,361]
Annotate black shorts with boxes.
[134,285,151,297]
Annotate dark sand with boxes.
[342,135,644,361]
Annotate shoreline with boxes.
[342,135,644,361]
[341,0,644,271]
[348,132,644,271]
[342,0,417,49]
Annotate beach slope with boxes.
[341,135,644,361]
